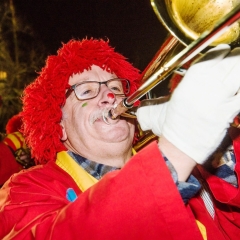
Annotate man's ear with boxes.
[60,121,67,141]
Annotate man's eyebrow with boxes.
[79,76,90,81]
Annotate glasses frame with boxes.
[65,78,130,101]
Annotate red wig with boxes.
[22,38,141,164]
[5,112,23,134]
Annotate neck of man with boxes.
[65,141,133,168]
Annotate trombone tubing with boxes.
[111,4,240,119]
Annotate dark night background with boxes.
[12,0,171,95]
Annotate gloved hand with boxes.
[136,96,169,136]
[162,44,240,164]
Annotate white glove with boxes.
[136,97,169,136]
[162,44,240,164]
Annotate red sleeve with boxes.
[198,133,240,205]
[0,142,22,185]
[0,142,203,240]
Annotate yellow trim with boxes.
[132,148,137,155]
[56,151,98,192]
[196,220,207,240]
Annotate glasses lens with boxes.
[75,82,99,100]
[107,79,130,95]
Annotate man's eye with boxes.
[82,89,91,95]
[80,89,92,96]
[110,86,121,92]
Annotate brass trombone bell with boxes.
[151,0,240,46]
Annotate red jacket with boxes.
[189,128,240,240]
[0,136,239,239]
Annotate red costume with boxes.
[0,132,240,239]
[0,142,202,239]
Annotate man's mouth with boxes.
[89,108,120,125]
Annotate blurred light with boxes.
[0,71,7,80]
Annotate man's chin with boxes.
[94,119,130,134]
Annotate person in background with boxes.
[0,113,34,187]
[0,39,240,239]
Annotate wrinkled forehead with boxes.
[69,65,117,85]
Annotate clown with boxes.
[0,39,240,239]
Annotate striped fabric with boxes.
[199,184,215,218]
[3,132,26,151]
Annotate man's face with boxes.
[61,65,135,164]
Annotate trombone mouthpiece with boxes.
[108,107,121,120]
[108,108,115,119]
[108,99,132,120]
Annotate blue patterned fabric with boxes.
[68,151,118,180]
[164,156,201,203]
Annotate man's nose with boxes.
[98,84,116,106]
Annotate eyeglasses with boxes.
[65,78,130,100]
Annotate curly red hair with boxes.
[22,38,141,164]
[5,112,23,134]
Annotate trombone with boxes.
[109,0,240,120]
